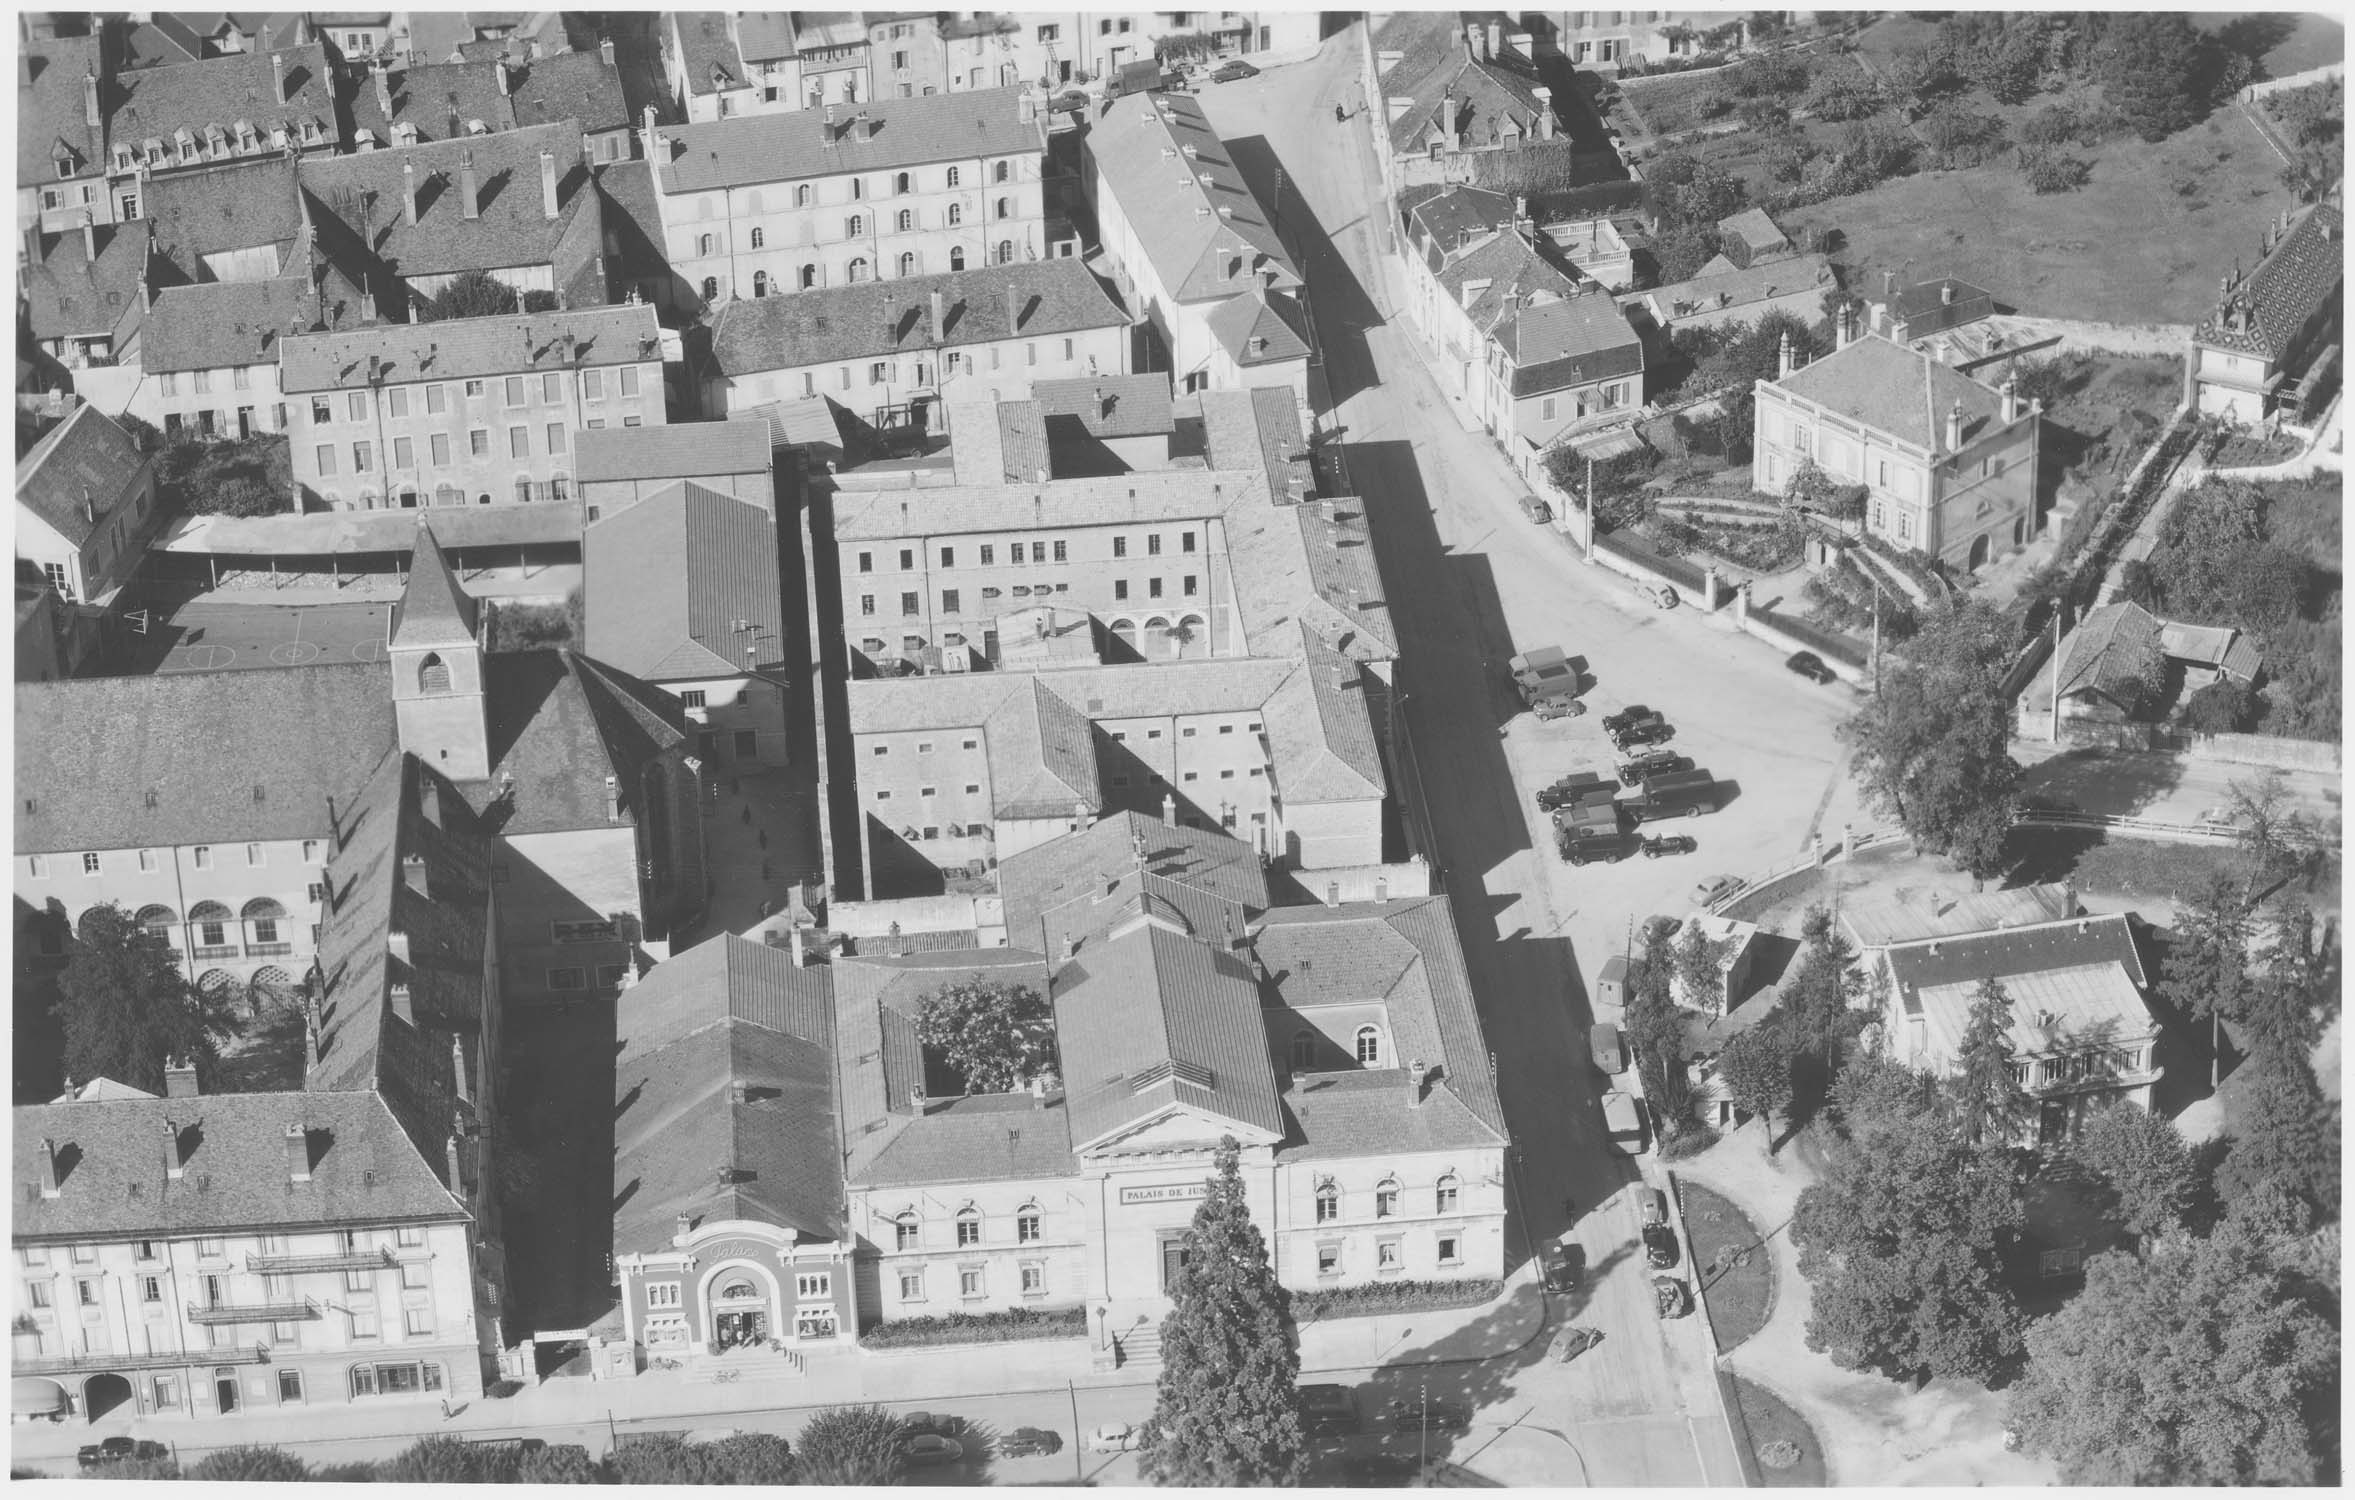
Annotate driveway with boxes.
[1199,32,1871,1488]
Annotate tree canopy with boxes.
[1143,1137,1309,1485]
[2006,1214,2336,1482]
[2068,1101,2196,1243]
[423,267,560,322]
[1840,601,2022,879]
[915,979,1057,1094]
[1952,977,2028,1147]
[793,1405,906,1485]
[184,1446,311,1481]
[54,903,235,1093]
[1715,1015,1795,1146]
[1625,918,1695,1135]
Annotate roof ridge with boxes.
[389,519,480,646]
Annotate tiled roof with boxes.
[593,157,668,278]
[2157,620,2263,684]
[448,651,686,836]
[583,481,785,680]
[279,302,660,392]
[1053,914,1285,1149]
[1204,289,1312,367]
[351,52,628,144]
[15,404,151,549]
[735,12,800,63]
[108,42,338,152]
[830,467,1237,541]
[1498,291,1642,374]
[999,810,1271,942]
[388,521,480,648]
[508,50,628,131]
[653,86,1045,193]
[1374,10,1551,156]
[1404,184,1516,259]
[732,397,854,464]
[142,155,304,280]
[138,273,317,373]
[13,1090,465,1242]
[671,12,746,96]
[1888,276,1995,325]
[299,120,597,280]
[1910,963,2157,1070]
[854,1090,1078,1188]
[1632,254,1836,324]
[575,421,774,483]
[2054,601,2163,707]
[1717,207,1790,258]
[1841,882,2078,951]
[619,933,837,1064]
[19,34,103,183]
[16,663,394,853]
[1222,483,1399,663]
[1278,1066,1504,1162]
[2197,202,2344,359]
[1260,629,1386,802]
[995,399,1049,482]
[1883,912,2147,995]
[1087,91,1299,303]
[1033,373,1175,439]
[710,258,1127,376]
[22,223,149,342]
[1770,332,2006,451]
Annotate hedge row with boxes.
[1292,1277,1504,1321]
[857,1304,1087,1349]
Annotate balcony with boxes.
[244,1247,394,1275]
[192,945,241,961]
[15,1345,268,1376]
[246,942,295,957]
[186,1300,320,1325]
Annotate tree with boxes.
[1142,1137,1308,1486]
[424,267,559,322]
[2094,12,2208,141]
[2018,146,2093,194]
[1841,601,2022,881]
[1626,919,1694,1135]
[793,1405,906,1485]
[1829,1053,1945,1137]
[1673,918,1732,1014]
[609,1436,715,1486]
[1803,70,1883,121]
[2162,872,2252,1087]
[2217,902,2340,1216]
[2006,1216,2335,1482]
[1953,977,2028,1147]
[380,1437,495,1484]
[2227,769,2311,898]
[1790,1108,2024,1385]
[1715,1016,1796,1147]
[185,1446,311,1481]
[516,1445,605,1484]
[915,979,1057,1094]
[700,1433,796,1484]
[54,904,235,1093]
[2069,1102,2195,1242]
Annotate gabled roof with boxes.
[1373,10,1552,156]
[1882,912,2147,994]
[1260,628,1387,803]
[1498,291,1642,375]
[451,651,686,836]
[299,120,597,281]
[613,935,845,1253]
[137,272,317,373]
[1204,288,1313,367]
[999,810,1272,941]
[2054,601,2163,707]
[141,155,304,282]
[735,12,800,63]
[1769,332,2007,452]
[2156,620,2262,684]
[15,404,150,548]
[388,522,480,648]
[670,12,747,96]
[505,48,628,131]
[18,33,103,184]
[1717,207,1791,259]
[1087,91,1299,303]
[1403,183,1516,260]
[653,86,1045,192]
[51,1077,159,1104]
[107,42,338,152]
[279,303,660,392]
[1841,882,2079,951]
[583,481,785,680]
[1909,963,2158,1069]
[22,222,149,342]
[2198,201,2344,359]
[1632,253,1836,324]
[575,421,774,484]
[351,51,628,144]
[1033,373,1176,439]
[16,663,394,852]
[710,258,1127,376]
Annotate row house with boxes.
[85,273,317,441]
[2190,200,2342,427]
[1371,14,1570,198]
[348,43,634,163]
[576,421,777,521]
[20,217,149,381]
[1083,91,1309,398]
[279,303,665,512]
[666,11,878,123]
[646,86,1051,316]
[19,32,110,235]
[12,406,164,676]
[705,257,1131,425]
[1753,311,2043,572]
[98,43,343,226]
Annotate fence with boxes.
[1594,529,1710,593]
[2187,732,2340,773]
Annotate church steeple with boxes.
[388,522,490,781]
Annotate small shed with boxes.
[1595,954,1631,1012]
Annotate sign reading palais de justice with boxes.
[1119,1182,1212,1206]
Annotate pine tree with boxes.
[2162,873,2252,1088]
[1954,977,2028,1147]
[1716,1016,1796,1148]
[53,904,234,1093]
[1142,1137,1309,1486]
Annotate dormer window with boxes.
[206,126,228,156]
[237,123,257,152]
[300,120,322,145]
[270,125,289,149]
[174,128,198,162]
[56,155,75,178]
[111,148,132,172]
[392,122,417,146]
[466,119,489,135]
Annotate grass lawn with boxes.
[2190,11,2347,78]
[1788,106,2306,324]
[1679,1181,1774,1353]
[2006,827,2341,912]
[1722,1373,1829,1486]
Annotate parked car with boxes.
[1536,770,1614,812]
[1638,1186,1669,1227]
[1653,1276,1692,1319]
[998,1427,1063,1458]
[1610,714,1674,751]
[1520,493,1553,524]
[1638,580,1678,609]
[1383,1395,1471,1432]
[1692,873,1741,907]
[1088,1422,1146,1453]
[1211,57,1259,81]
[902,1411,966,1439]
[1539,1238,1582,1293]
[1616,747,1688,785]
[1643,1223,1681,1269]
[1299,1383,1359,1437]
[1784,650,1837,684]
[1549,1325,1604,1363]
[1590,1021,1626,1075]
[79,1439,167,1471]
[1600,704,1654,734]
[903,1434,966,1468]
[1641,833,1697,859]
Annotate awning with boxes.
[1567,425,1647,462]
[12,1376,69,1416]
[155,503,583,556]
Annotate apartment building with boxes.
[91,274,315,440]
[1084,91,1308,397]
[1752,313,2042,572]
[349,44,634,162]
[279,304,666,512]
[645,85,1049,314]
[1371,14,1568,197]
[667,11,879,122]
[577,421,777,520]
[1554,9,1739,67]
[2190,200,2343,426]
[706,258,1130,422]
[13,406,165,673]
[20,218,148,381]
[19,31,110,234]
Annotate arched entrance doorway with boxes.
[82,1373,132,1422]
[702,1267,776,1351]
[213,1367,240,1413]
[1968,533,1991,571]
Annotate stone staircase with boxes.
[1112,1324,1163,1372]
[690,1346,806,1384]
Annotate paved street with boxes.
[1199,33,1870,1487]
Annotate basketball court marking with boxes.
[350,639,388,662]
[267,641,323,665]
[180,644,237,670]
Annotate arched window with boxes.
[800,263,818,289]
[242,897,286,947]
[795,183,812,208]
[848,257,870,283]
[752,270,768,297]
[955,1208,982,1247]
[894,171,912,194]
[894,1212,920,1251]
[750,226,765,249]
[896,208,914,232]
[995,240,1013,265]
[514,476,534,505]
[949,246,965,271]
[947,166,961,188]
[135,904,179,939]
[701,276,719,300]
[1016,1203,1042,1242]
[847,214,865,238]
[697,232,716,257]
[1434,1174,1460,1214]
[1374,1178,1400,1218]
[419,652,451,694]
[947,202,963,226]
[1314,1182,1338,1224]
[548,473,570,502]
[435,484,462,507]
[1289,1030,1315,1070]
[995,196,1011,220]
[1355,1025,1382,1066]
[992,159,1010,183]
[718,1278,761,1301]
[897,251,916,277]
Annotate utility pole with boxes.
[1067,1380,1084,1484]
[1869,575,1882,692]
[1583,453,1596,562]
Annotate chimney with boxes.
[80,211,95,262]
[1777,331,1794,378]
[1940,280,1955,307]
[599,36,615,67]
[673,1212,693,1245]
[446,1133,464,1192]
[1005,281,1020,332]
[272,49,288,106]
[928,287,944,341]
[305,1017,320,1073]
[21,221,38,270]
[84,68,101,130]
[373,57,392,120]
[539,147,559,220]
[1018,89,1036,123]
[1488,21,1502,60]
[789,925,805,966]
[389,977,413,1025]
[640,103,658,162]
[38,1138,61,1199]
[1440,88,1457,148]
[162,1120,184,1181]
[284,1123,311,1183]
[1532,84,1555,139]
[459,149,480,220]
[1406,1058,1428,1108]
[496,59,513,96]
[401,852,430,897]
[2001,373,2019,423]
[360,292,377,325]
[859,110,875,142]
[1945,400,1964,452]
[163,1057,199,1098]
[730,1080,749,1104]
[1161,793,1175,823]
[401,158,418,224]
[603,774,620,822]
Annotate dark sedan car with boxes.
[1611,716,1674,751]
[998,1427,1063,1458]
[1617,748,1688,785]
[1211,57,1260,81]
[1300,1383,1359,1437]
[1643,1223,1682,1268]
[1785,650,1837,684]
[1641,833,1697,859]
[1600,703,1655,734]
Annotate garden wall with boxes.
[2185,731,2341,773]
